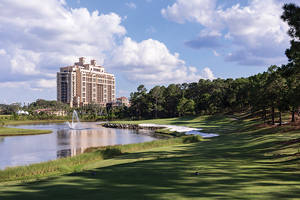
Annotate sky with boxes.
[0,0,299,104]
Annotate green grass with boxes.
[0,114,12,118]
[3,119,68,125]
[0,127,52,136]
[1,113,300,199]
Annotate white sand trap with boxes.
[139,124,219,138]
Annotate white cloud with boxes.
[36,79,56,88]
[189,66,198,73]
[0,78,56,91]
[161,0,223,31]
[126,2,137,9]
[146,26,157,33]
[106,37,215,84]
[201,67,215,80]
[224,33,233,40]
[213,50,220,57]
[162,0,290,66]
[0,0,126,90]
[0,49,6,56]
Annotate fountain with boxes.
[65,110,81,129]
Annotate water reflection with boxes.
[57,147,87,158]
[0,123,157,169]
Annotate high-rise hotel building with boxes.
[57,57,115,107]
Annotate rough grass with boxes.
[0,127,52,136]
[1,112,300,199]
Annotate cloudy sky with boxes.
[0,0,298,104]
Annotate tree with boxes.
[130,85,149,119]
[281,3,300,69]
[164,84,181,117]
[177,97,195,116]
[223,78,236,114]
[149,86,165,118]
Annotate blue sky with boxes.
[0,0,298,104]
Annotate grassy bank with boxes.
[0,127,52,136]
[0,135,202,182]
[1,113,300,199]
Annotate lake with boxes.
[0,122,157,170]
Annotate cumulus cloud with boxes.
[201,67,216,80]
[0,78,56,90]
[189,66,198,73]
[161,0,222,29]
[106,37,215,84]
[0,0,126,90]
[162,0,291,66]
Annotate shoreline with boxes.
[103,123,219,138]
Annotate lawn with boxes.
[0,127,52,136]
[1,113,300,199]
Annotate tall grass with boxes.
[0,135,202,182]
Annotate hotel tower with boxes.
[57,57,115,107]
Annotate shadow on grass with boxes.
[1,152,300,200]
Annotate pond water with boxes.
[0,122,157,170]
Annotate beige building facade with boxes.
[57,57,115,107]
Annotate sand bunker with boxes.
[139,124,219,138]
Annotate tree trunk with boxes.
[272,106,275,125]
[155,98,157,119]
[279,111,282,126]
[263,109,266,125]
[292,109,295,122]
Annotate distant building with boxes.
[116,96,130,106]
[32,109,67,116]
[57,57,116,107]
